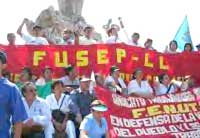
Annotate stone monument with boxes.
[25,0,102,43]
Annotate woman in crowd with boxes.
[165,40,178,54]
[183,43,193,52]
[127,68,154,98]
[46,80,78,138]
[154,73,177,96]
[79,100,109,138]
[144,38,155,50]
[104,65,127,94]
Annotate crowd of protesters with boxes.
[3,18,200,53]
[0,18,199,138]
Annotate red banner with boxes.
[1,44,200,83]
[95,86,200,138]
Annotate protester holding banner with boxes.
[164,40,178,54]
[21,82,54,138]
[144,38,155,50]
[7,33,16,45]
[17,18,49,45]
[46,80,77,138]
[128,32,141,46]
[128,68,154,98]
[59,29,74,45]
[104,65,127,94]
[154,73,178,96]
[105,25,121,44]
[79,25,97,45]
[184,43,193,52]
[79,100,109,138]
[0,51,27,138]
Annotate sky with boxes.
[0,0,199,51]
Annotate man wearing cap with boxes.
[21,82,54,138]
[0,51,27,138]
[70,76,96,118]
[104,65,127,94]
[79,26,97,45]
[79,100,109,138]
[17,18,49,45]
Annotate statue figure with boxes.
[22,0,102,44]
[57,0,84,18]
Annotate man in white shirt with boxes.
[128,32,141,47]
[105,27,121,44]
[21,82,54,138]
[79,26,97,45]
[59,29,74,45]
[17,18,49,45]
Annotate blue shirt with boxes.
[0,78,27,138]
[80,113,108,138]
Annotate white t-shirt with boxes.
[106,36,121,44]
[128,40,141,47]
[22,34,49,45]
[46,93,72,114]
[128,80,153,95]
[104,76,127,89]
[155,83,176,96]
[59,39,74,45]
[79,36,96,45]
[60,76,79,86]
[22,97,51,126]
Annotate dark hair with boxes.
[84,26,93,32]
[2,70,11,80]
[144,38,153,46]
[184,43,193,51]
[43,66,52,74]
[51,80,64,90]
[158,73,168,83]
[7,33,15,39]
[0,51,7,64]
[132,68,142,80]
[64,64,74,75]
[107,28,115,37]
[21,82,36,97]
[132,32,140,39]
[169,40,178,49]
[22,67,32,80]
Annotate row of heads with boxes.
[21,81,107,112]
